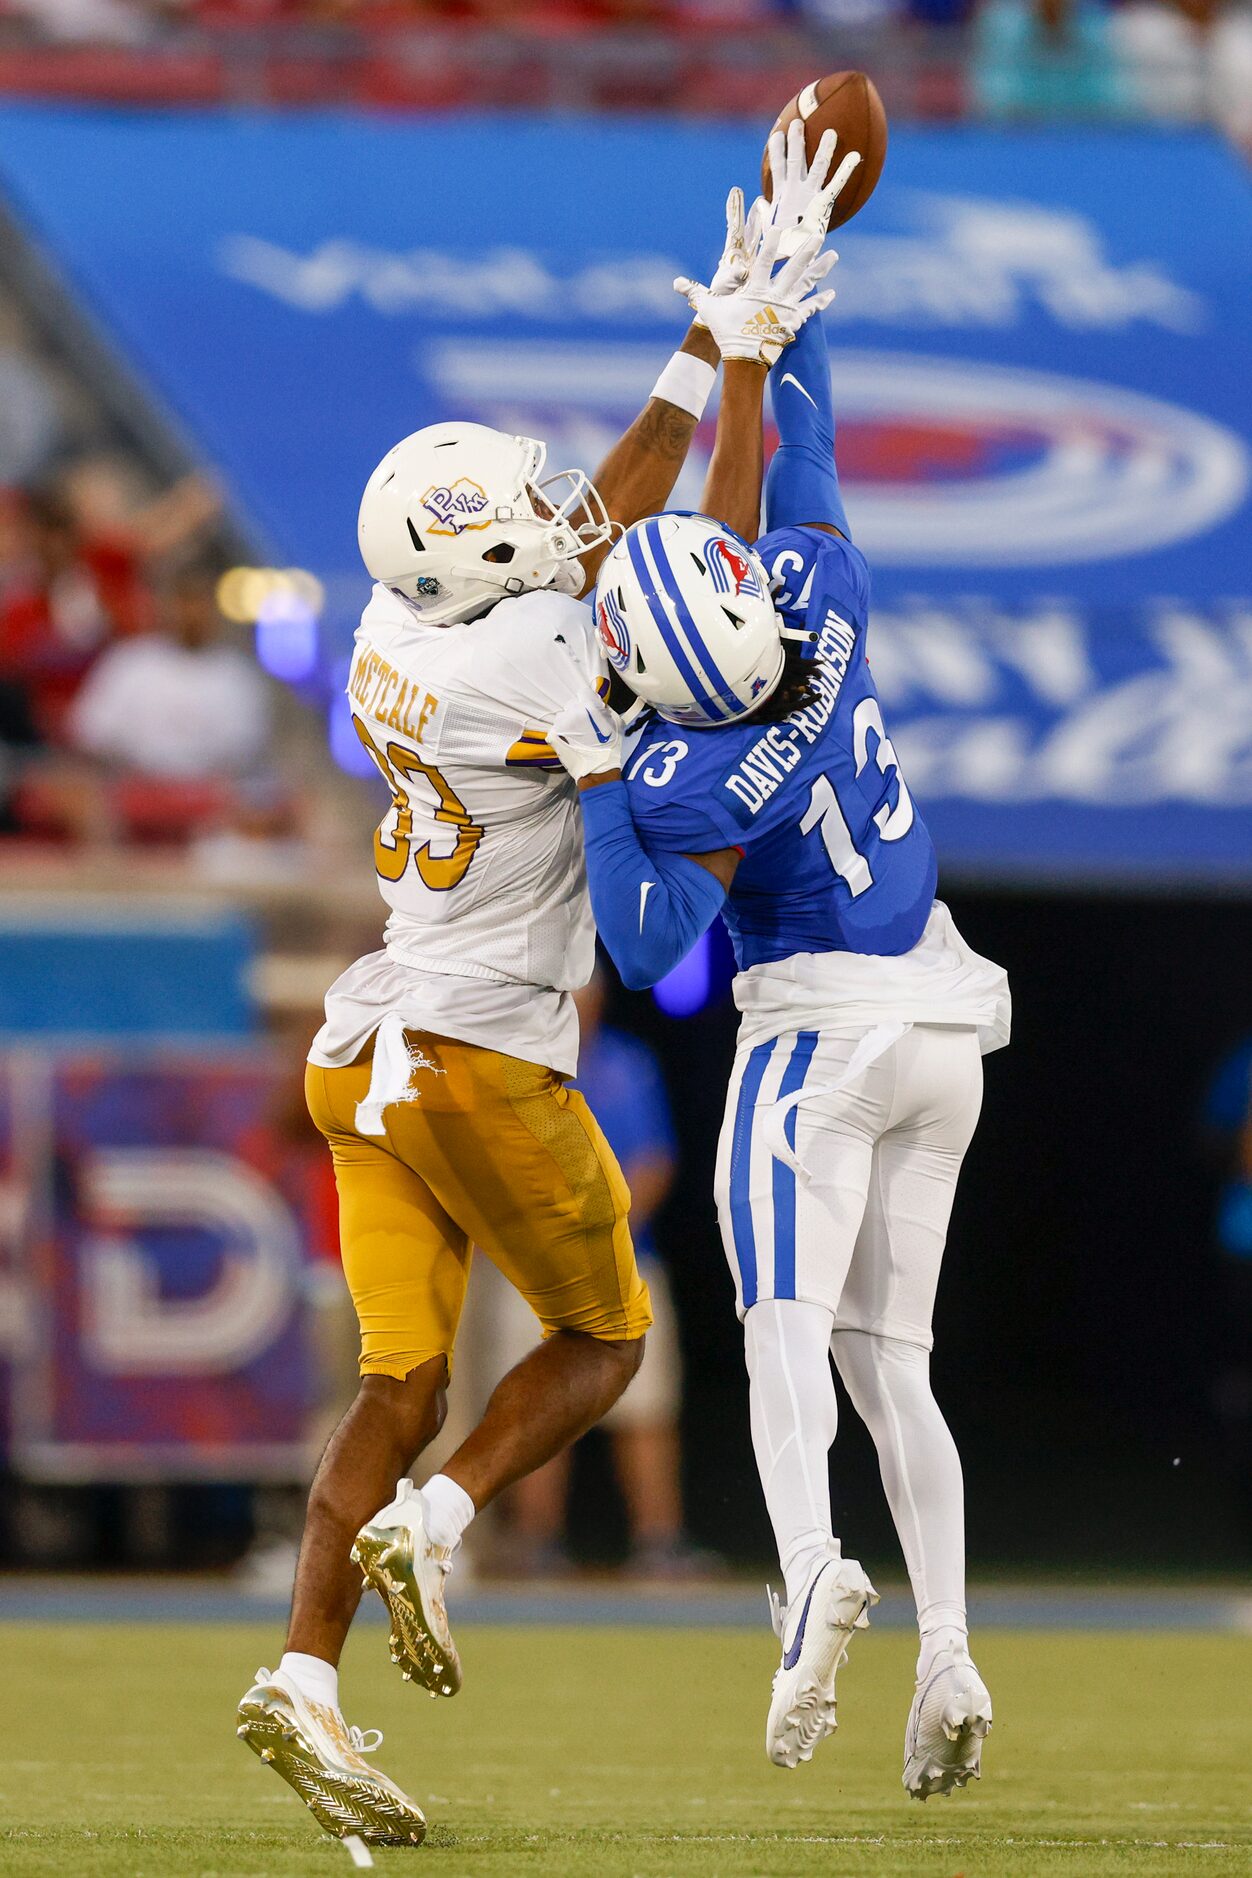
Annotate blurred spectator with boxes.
[973,0,1132,119]
[1117,0,1252,148]
[0,485,146,743]
[487,971,714,1579]
[1202,1037,1252,1530]
[68,561,269,779]
[4,0,152,45]
[0,465,219,747]
[59,456,221,566]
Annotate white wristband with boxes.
[649,351,717,419]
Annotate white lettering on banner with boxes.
[80,1150,300,1376]
[413,344,1249,570]
[876,603,1252,806]
[218,199,1204,334]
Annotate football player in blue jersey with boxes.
[550,126,1011,1798]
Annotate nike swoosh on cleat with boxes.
[782,1563,830,1669]
[638,880,655,932]
[778,372,819,410]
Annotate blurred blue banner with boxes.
[1,108,1249,881]
[0,1049,315,1481]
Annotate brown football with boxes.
[762,71,888,231]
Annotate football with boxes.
[762,71,888,230]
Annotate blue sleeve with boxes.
[579,780,728,991]
[764,313,851,539]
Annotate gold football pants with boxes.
[305,1033,652,1381]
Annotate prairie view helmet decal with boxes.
[709,537,765,600]
[596,588,631,671]
[421,477,491,536]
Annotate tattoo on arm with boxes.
[632,399,699,462]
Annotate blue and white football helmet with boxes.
[594,514,785,728]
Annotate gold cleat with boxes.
[236,1669,426,1846]
[352,1477,462,1698]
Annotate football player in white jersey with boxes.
[237,200,839,1848]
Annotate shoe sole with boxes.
[352,1522,462,1697]
[904,1694,992,1801]
[767,1587,874,1770]
[236,1695,426,1845]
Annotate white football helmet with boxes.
[358,421,613,626]
[594,514,785,727]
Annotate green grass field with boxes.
[2,1622,1249,1876]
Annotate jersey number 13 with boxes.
[800,699,913,898]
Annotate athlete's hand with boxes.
[549,696,624,784]
[675,194,838,365]
[765,117,862,259]
[707,186,764,296]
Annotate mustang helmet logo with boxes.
[421,478,491,536]
[709,537,765,600]
[596,589,631,671]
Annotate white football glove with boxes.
[707,185,764,296]
[765,117,862,258]
[675,194,838,366]
[549,696,624,784]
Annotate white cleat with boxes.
[902,1646,992,1801]
[352,1476,462,1697]
[236,1666,426,1845]
[765,1553,878,1769]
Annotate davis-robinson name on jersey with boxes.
[721,609,858,818]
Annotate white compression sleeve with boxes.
[832,1328,967,1657]
[744,1298,839,1608]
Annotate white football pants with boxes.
[718,1023,982,1626]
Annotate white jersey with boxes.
[310,582,607,1079]
[733,902,1011,1057]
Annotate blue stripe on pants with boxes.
[728,1039,776,1311]
[771,1030,820,1300]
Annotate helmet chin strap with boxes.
[726,637,789,726]
[651,637,786,728]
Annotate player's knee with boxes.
[358,1358,449,1455]
[605,1330,647,1390]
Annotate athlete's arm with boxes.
[690,183,839,545]
[700,358,770,544]
[764,310,851,539]
[575,325,720,593]
[577,776,738,990]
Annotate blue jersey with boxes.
[622,526,937,972]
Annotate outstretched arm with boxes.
[764,310,850,538]
[577,324,721,592]
[701,358,770,544]
[677,166,843,543]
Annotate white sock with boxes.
[917,1621,970,1680]
[744,1298,840,1611]
[832,1328,968,1675]
[421,1473,476,1551]
[278,1650,339,1710]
